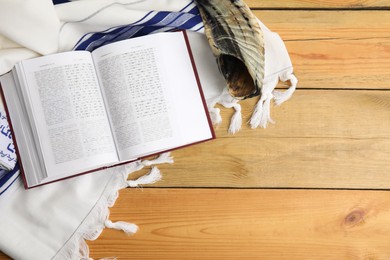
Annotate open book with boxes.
[0,31,215,188]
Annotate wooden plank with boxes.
[253,11,390,89]
[88,188,390,259]
[2,6,390,260]
[254,11,390,40]
[246,0,390,9]
[140,90,390,189]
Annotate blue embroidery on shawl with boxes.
[74,4,203,51]
[0,164,20,195]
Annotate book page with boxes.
[15,51,118,180]
[92,32,213,161]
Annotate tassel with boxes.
[104,220,138,236]
[250,92,275,129]
[273,73,298,106]
[207,98,223,126]
[142,152,174,166]
[228,104,242,134]
[98,258,117,260]
[88,256,117,260]
[78,239,90,260]
[127,166,162,187]
[217,91,243,134]
[209,106,222,126]
[124,160,144,173]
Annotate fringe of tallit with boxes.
[250,73,297,128]
[209,73,297,132]
[272,73,298,106]
[208,89,242,134]
[54,153,174,260]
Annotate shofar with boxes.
[195,0,265,100]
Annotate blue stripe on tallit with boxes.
[180,0,195,12]
[0,164,19,195]
[74,5,202,52]
[75,11,176,51]
[72,10,154,50]
[52,0,71,5]
[187,5,200,15]
[0,173,19,196]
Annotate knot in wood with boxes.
[343,209,365,228]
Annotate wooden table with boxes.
[2,0,390,259]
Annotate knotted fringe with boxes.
[273,73,298,106]
[209,73,297,132]
[209,90,243,134]
[249,73,297,128]
[104,220,139,236]
[209,106,222,126]
[222,103,242,134]
[220,101,242,134]
[54,153,173,260]
[207,97,222,126]
[142,152,174,166]
[249,91,275,129]
[127,166,162,187]
[89,258,117,260]
[228,103,242,134]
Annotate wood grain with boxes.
[59,3,390,260]
[254,11,390,89]
[88,188,390,259]
[246,0,390,9]
[146,90,390,189]
[2,3,390,260]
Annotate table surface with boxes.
[2,0,390,259]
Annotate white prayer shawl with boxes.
[0,1,296,259]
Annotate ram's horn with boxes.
[194,0,265,99]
